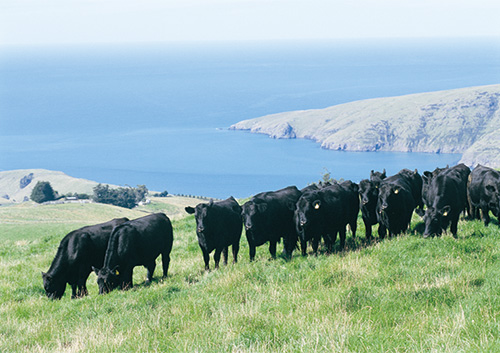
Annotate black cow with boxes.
[93,213,173,294]
[242,186,301,260]
[294,181,359,255]
[422,166,450,208]
[185,197,242,270]
[376,169,423,237]
[42,217,129,299]
[468,164,500,226]
[359,169,387,239]
[423,164,470,238]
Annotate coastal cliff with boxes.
[230,85,500,168]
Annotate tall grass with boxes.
[0,203,499,352]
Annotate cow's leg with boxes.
[350,219,357,238]
[71,284,77,299]
[363,218,372,240]
[202,250,210,271]
[232,241,239,264]
[121,268,134,290]
[162,252,171,278]
[450,214,459,239]
[214,249,222,269]
[340,228,346,250]
[300,239,307,256]
[311,237,319,255]
[324,235,333,254]
[76,278,88,297]
[269,241,277,259]
[249,244,256,262]
[79,284,88,297]
[145,261,156,284]
[481,207,491,226]
[330,232,338,251]
[378,224,386,239]
[222,247,229,265]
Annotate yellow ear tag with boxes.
[394,189,399,194]
[443,211,448,217]
[314,203,320,209]
[115,270,119,276]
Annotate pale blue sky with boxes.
[1,0,499,45]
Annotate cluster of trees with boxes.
[92,184,148,209]
[30,181,148,209]
[30,181,57,203]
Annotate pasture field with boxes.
[0,201,499,352]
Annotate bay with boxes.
[1,38,498,198]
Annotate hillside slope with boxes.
[0,169,104,204]
[230,85,500,168]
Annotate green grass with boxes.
[1,202,500,352]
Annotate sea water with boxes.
[1,38,499,198]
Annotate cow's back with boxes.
[104,213,173,268]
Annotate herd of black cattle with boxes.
[41,163,500,299]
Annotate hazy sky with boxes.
[1,0,500,45]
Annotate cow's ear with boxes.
[313,200,321,210]
[112,265,120,276]
[394,188,400,195]
[442,205,451,217]
[185,206,195,214]
[257,203,267,213]
[382,169,386,178]
[92,266,99,275]
[423,171,432,182]
[41,272,50,280]
[209,199,214,207]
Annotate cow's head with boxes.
[93,266,120,294]
[185,200,216,248]
[41,272,66,300]
[241,200,267,233]
[423,205,451,237]
[359,179,378,207]
[377,183,402,214]
[294,193,322,238]
[485,183,500,216]
[370,169,386,183]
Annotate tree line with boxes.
[30,181,149,209]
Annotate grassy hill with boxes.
[230,84,500,168]
[0,169,105,204]
[1,201,499,352]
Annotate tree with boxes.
[30,181,56,203]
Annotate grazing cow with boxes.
[185,197,242,270]
[93,213,173,294]
[42,217,129,299]
[376,169,423,237]
[294,181,359,255]
[423,164,471,238]
[359,169,387,239]
[242,186,301,260]
[468,164,500,226]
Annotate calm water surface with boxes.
[1,38,498,198]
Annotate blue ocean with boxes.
[1,38,499,198]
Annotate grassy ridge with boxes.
[1,202,499,352]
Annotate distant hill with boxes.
[230,85,500,168]
[0,169,104,204]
